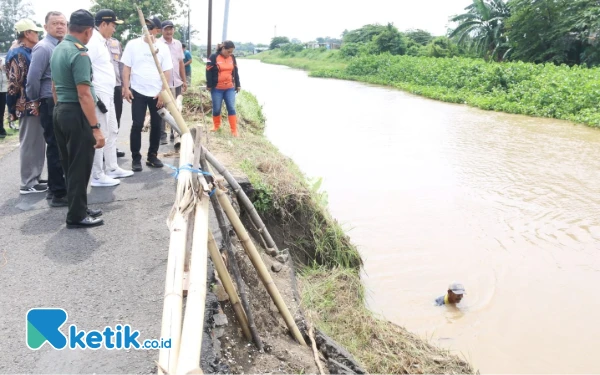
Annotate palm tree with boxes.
[449,0,511,61]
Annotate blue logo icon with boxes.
[26,308,68,350]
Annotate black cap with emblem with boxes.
[144,16,162,30]
[70,9,95,27]
[95,9,124,25]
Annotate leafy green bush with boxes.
[313,53,600,127]
[280,43,305,56]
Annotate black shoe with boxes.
[66,216,104,229]
[132,160,143,172]
[87,208,103,218]
[20,184,48,195]
[38,179,48,184]
[117,149,125,158]
[50,196,68,207]
[146,154,164,168]
[46,191,54,200]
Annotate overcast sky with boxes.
[29,0,473,45]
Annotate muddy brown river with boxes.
[240,59,600,373]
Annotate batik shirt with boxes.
[5,43,35,118]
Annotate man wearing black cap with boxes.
[121,15,173,172]
[50,9,105,228]
[86,9,134,187]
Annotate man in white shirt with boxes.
[121,15,172,171]
[86,9,134,187]
[158,20,187,144]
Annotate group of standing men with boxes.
[4,8,193,228]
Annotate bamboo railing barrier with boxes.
[202,148,279,257]
[214,183,307,346]
[201,158,264,351]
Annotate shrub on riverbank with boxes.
[251,50,600,128]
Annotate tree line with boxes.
[269,0,600,67]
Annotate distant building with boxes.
[305,42,341,50]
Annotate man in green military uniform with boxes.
[50,9,105,228]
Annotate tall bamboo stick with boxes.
[158,213,188,375]
[158,133,197,375]
[202,147,279,256]
[215,185,306,346]
[176,193,210,375]
[201,157,264,351]
[207,231,252,341]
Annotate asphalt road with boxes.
[0,102,182,373]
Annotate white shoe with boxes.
[106,167,135,179]
[91,174,121,187]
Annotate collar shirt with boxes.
[85,29,116,96]
[158,36,184,88]
[26,34,59,100]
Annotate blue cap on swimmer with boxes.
[449,282,466,295]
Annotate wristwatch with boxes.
[90,123,101,129]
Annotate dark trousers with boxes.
[53,102,95,223]
[0,92,6,134]
[130,89,161,162]
[40,97,67,198]
[114,86,122,129]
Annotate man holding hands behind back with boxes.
[51,9,105,228]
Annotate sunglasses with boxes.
[146,25,155,30]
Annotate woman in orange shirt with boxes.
[206,40,241,137]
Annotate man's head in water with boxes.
[447,282,465,304]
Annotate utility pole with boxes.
[274,25,276,38]
[222,0,230,41]
[187,0,191,48]
[207,0,212,59]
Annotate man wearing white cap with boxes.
[5,19,47,195]
[85,9,134,187]
[435,282,466,306]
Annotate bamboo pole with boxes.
[158,211,187,375]
[158,133,197,375]
[201,157,264,351]
[202,147,279,256]
[207,231,252,341]
[135,6,189,135]
[176,193,210,375]
[214,184,306,346]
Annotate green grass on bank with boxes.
[253,49,600,128]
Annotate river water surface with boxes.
[239,59,600,374]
